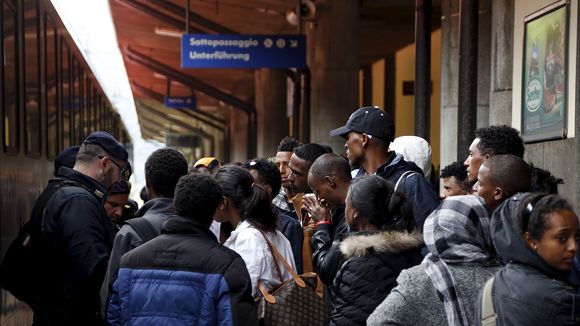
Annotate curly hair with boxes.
[529,164,564,194]
[277,136,301,152]
[475,125,525,158]
[173,174,223,226]
[244,158,282,197]
[145,148,188,198]
[440,161,467,181]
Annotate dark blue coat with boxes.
[375,153,440,231]
[107,215,258,326]
[38,167,113,325]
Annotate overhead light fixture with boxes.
[154,26,183,38]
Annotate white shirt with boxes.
[224,220,297,297]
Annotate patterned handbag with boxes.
[256,231,329,326]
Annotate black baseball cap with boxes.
[330,106,395,140]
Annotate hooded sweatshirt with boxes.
[475,193,580,325]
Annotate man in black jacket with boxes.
[303,153,351,305]
[330,106,440,231]
[38,131,129,325]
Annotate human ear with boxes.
[524,232,537,250]
[325,176,336,188]
[494,187,505,202]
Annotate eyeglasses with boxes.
[99,155,130,181]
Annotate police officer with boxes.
[35,131,130,325]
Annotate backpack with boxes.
[0,178,87,306]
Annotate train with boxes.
[1,0,131,323]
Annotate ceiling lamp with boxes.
[154,26,183,38]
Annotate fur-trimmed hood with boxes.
[339,230,424,259]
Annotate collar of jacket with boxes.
[57,166,108,201]
[376,152,424,178]
[339,230,424,259]
[161,214,219,242]
[134,197,174,218]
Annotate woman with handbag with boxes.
[214,166,296,297]
[329,175,424,325]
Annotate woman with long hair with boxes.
[329,175,424,325]
[214,166,296,297]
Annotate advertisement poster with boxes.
[522,1,568,142]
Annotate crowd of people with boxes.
[2,106,579,325]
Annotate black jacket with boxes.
[311,205,349,304]
[330,230,424,325]
[362,153,440,231]
[37,167,113,325]
[107,215,258,325]
[475,194,580,325]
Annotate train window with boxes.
[72,58,80,144]
[3,0,18,153]
[83,73,90,137]
[60,41,71,148]
[45,14,58,158]
[24,0,41,157]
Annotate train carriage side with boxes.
[0,0,130,324]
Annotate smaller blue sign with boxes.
[164,96,196,109]
[181,34,306,69]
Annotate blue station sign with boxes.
[181,34,306,69]
[164,96,196,109]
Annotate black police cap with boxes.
[83,131,128,162]
[54,145,80,177]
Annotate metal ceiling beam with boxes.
[131,80,226,128]
[138,102,215,153]
[139,122,166,139]
[126,46,256,157]
[127,47,255,115]
[116,0,205,33]
[149,0,236,34]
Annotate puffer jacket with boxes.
[330,230,424,325]
[475,194,580,325]
[107,215,257,326]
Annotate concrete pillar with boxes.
[489,0,514,125]
[306,0,359,152]
[254,69,289,158]
[439,0,491,167]
[228,107,248,163]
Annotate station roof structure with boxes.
[109,0,441,144]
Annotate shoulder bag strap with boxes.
[259,230,284,283]
[258,230,306,288]
[394,171,419,192]
[481,277,497,326]
[124,217,159,243]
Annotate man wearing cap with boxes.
[330,106,439,231]
[105,179,131,232]
[35,131,130,325]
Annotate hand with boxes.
[302,194,331,223]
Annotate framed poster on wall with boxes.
[521,0,569,143]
